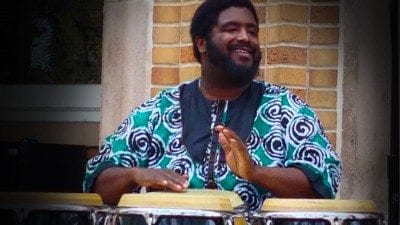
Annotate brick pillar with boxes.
[100,0,153,141]
[263,1,339,148]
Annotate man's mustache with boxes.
[227,43,259,55]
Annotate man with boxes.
[83,0,342,211]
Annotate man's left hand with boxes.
[216,125,254,180]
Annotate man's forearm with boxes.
[92,167,137,205]
[249,166,321,198]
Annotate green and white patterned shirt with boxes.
[83,79,342,211]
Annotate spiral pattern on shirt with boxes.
[163,107,181,130]
[87,153,110,171]
[234,182,260,211]
[148,136,164,166]
[288,92,305,109]
[116,117,131,136]
[294,142,326,170]
[199,163,208,178]
[247,130,261,151]
[261,192,272,203]
[167,137,185,155]
[128,128,150,157]
[139,97,158,110]
[214,162,228,178]
[263,128,286,159]
[87,143,112,171]
[327,144,341,162]
[287,116,316,146]
[264,85,283,96]
[119,152,138,167]
[169,157,192,175]
[149,111,161,131]
[281,106,295,129]
[251,156,261,166]
[99,142,112,155]
[261,98,281,124]
[165,89,180,102]
[328,164,341,193]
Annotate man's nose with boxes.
[236,28,250,42]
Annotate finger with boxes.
[218,130,229,147]
[215,125,225,132]
[159,170,188,189]
[161,170,188,184]
[229,139,241,163]
[218,132,233,157]
[216,126,241,145]
[221,127,241,141]
[152,178,168,187]
[150,177,181,191]
[230,138,250,159]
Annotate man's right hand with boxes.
[92,167,189,205]
[130,168,189,191]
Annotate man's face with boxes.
[205,7,261,87]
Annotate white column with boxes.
[100,0,153,141]
[340,0,391,215]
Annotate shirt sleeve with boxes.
[82,95,161,193]
[282,91,342,198]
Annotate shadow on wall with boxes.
[0,139,91,193]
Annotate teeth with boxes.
[236,49,250,54]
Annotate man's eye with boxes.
[224,27,238,32]
[247,29,258,35]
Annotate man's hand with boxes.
[215,125,322,199]
[93,167,189,205]
[216,125,254,180]
[131,168,189,191]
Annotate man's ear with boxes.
[195,37,206,54]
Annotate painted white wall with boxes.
[340,0,391,216]
[100,0,153,142]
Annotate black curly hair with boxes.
[190,0,259,63]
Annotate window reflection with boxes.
[267,219,330,225]
[115,215,221,225]
[343,219,380,225]
[1,209,20,225]
[25,210,92,225]
[1,0,102,84]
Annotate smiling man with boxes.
[83,0,342,211]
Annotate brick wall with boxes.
[152,0,339,146]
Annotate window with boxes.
[1,0,103,122]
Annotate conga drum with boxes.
[253,198,384,225]
[0,192,104,225]
[107,189,247,225]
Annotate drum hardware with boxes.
[0,191,387,225]
[0,192,104,225]
[254,198,385,225]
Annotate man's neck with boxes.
[199,77,249,101]
[199,60,252,100]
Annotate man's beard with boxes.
[205,38,261,88]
